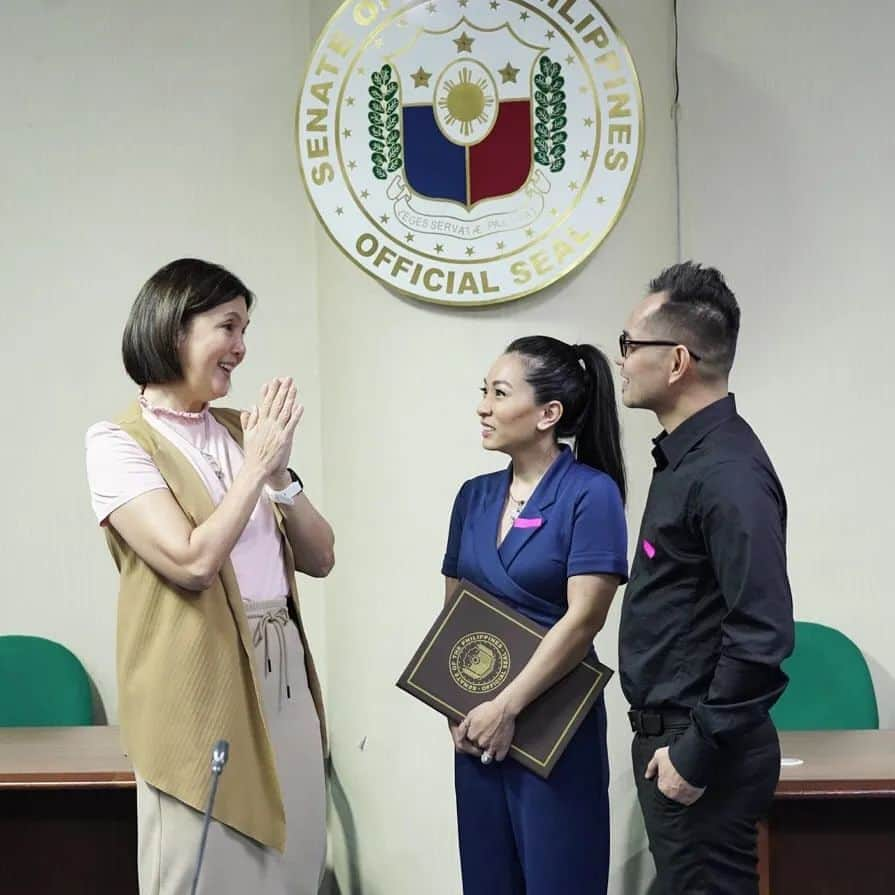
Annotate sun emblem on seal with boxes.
[435,61,498,142]
[297,0,643,306]
[450,632,511,694]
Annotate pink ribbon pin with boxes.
[514,517,543,530]
[642,539,656,559]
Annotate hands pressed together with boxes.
[241,377,304,485]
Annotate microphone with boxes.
[211,740,229,775]
[190,739,230,895]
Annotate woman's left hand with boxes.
[254,378,304,486]
[457,698,517,761]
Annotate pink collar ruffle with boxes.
[138,394,209,421]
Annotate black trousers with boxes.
[632,719,780,895]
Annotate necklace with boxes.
[504,451,560,522]
[200,412,227,485]
[139,394,227,486]
[507,489,526,522]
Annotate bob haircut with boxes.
[122,258,254,387]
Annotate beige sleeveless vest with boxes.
[104,401,326,852]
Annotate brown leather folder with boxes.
[396,579,613,778]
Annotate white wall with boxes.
[310,1,676,892]
[0,0,327,718]
[678,0,895,726]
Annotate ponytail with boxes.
[506,336,627,504]
[573,344,627,504]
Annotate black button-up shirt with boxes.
[620,395,794,787]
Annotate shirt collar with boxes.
[502,443,575,511]
[652,394,737,471]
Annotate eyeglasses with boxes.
[618,333,701,362]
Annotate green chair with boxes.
[771,621,878,731]
[0,635,93,726]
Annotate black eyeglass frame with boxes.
[618,333,701,362]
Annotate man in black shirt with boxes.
[617,262,794,894]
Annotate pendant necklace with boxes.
[507,490,526,522]
[200,411,227,484]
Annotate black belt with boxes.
[628,708,691,736]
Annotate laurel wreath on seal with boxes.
[533,56,567,173]
[368,65,402,180]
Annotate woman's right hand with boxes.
[449,718,482,757]
[241,377,303,480]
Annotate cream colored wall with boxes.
[311,2,676,892]
[677,0,895,727]
[0,0,327,718]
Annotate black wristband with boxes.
[287,467,304,489]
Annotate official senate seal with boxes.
[450,632,511,694]
[297,0,643,305]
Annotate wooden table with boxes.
[0,725,137,894]
[759,730,895,894]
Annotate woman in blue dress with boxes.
[443,336,628,895]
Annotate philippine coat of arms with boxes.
[297,0,642,306]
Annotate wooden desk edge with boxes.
[775,779,895,798]
[0,771,136,789]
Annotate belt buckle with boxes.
[628,709,665,736]
[641,711,663,736]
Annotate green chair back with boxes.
[0,635,93,726]
[771,621,878,731]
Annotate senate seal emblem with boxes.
[297,0,643,306]
[449,632,511,694]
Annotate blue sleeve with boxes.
[441,481,470,578]
[567,475,628,582]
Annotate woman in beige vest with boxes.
[85,258,333,894]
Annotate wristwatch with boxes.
[267,468,304,505]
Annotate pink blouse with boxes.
[85,399,290,601]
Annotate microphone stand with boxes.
[190,739,230,895]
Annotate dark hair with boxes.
[122,259,255,387]
[506,336,626,504]
[647,261,740,376]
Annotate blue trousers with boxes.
[454,702,610,895]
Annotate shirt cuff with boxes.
[567,556,628,584]
[668,722,720,789]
